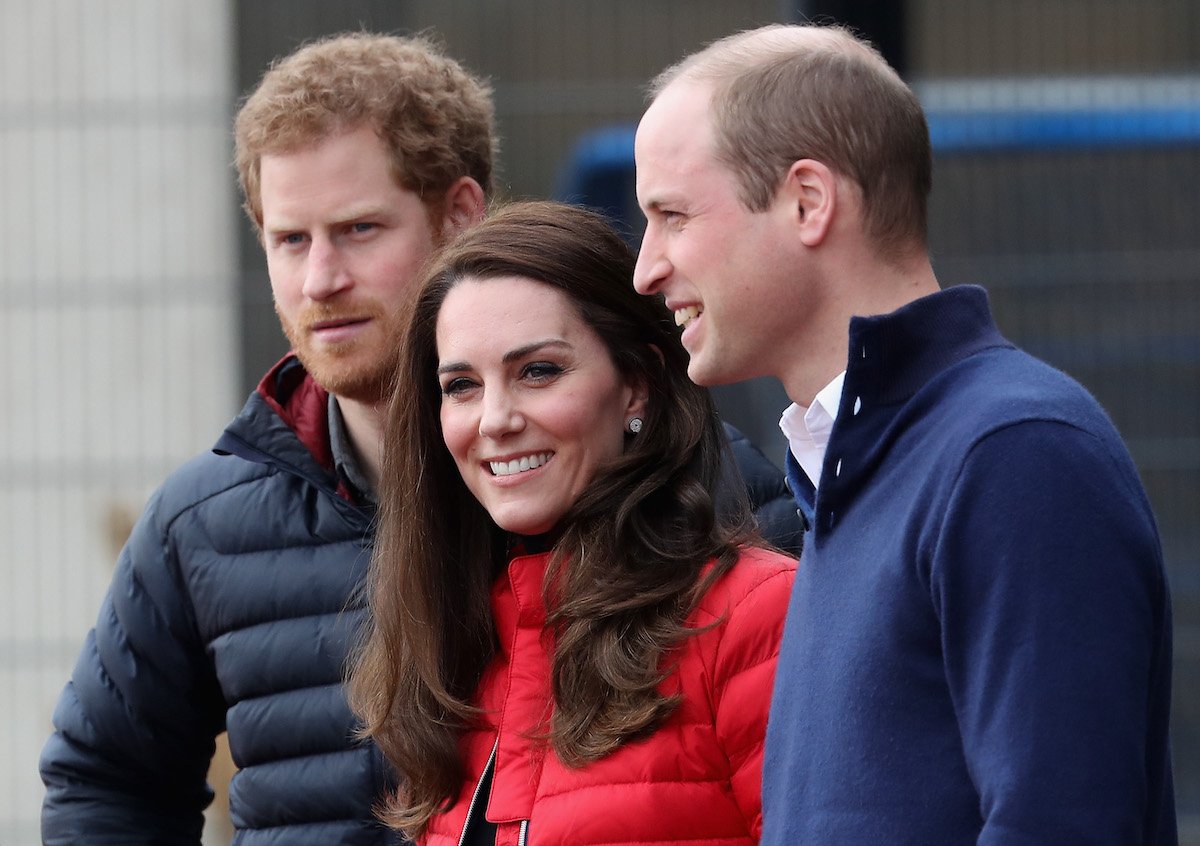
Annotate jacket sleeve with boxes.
[719,422,804,557]
[933,420,1174,843]
[711,559,796,840]
[40,484,226,845]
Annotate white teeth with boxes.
[674,305,702,327]
[489,452,552,477]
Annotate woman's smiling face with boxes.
[436,275,647,537]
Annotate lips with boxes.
[309,316,369,332]
[304,316,371,345]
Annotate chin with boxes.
[305,359,391,403]
[492,513,557,538]
[688,352,759,389]
[687,359,730,388]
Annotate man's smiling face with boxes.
[633,80,810,389]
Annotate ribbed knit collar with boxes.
[842,284,1010,410]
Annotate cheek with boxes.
[387,230,435,273]
[439,406,474,464]
[385,242,425,276]
[266,261,299,307]
[575,399,630,461]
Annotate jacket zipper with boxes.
[518,818,529,846]
[458,738,499,846]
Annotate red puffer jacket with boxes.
[421,546,796,846]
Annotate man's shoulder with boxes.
[908,345,1154,529]
[722,422,785,495]
[871,344,1143,517]
[932,344,1118,442]
[139,390,312,537]
[151,373,335,520]
[151,444,275,519]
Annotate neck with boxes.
[780,251,940,406]
[334,395,387,494]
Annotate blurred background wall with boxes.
[1,1,1196,843]
[0,2,238,843]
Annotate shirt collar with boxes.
[327,394,376,506]
[779,370,846,488]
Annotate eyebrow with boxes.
[437,338,572,375]
[641,196,684,218]
[263,204,392,235]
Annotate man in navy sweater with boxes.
[633,22,1176,844]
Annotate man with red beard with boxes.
[38,34,494,845]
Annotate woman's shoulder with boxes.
[697,546,796,620]
[734,544,797,573]
[682,547,795,687]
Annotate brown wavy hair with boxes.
[348,201,756,837]
[234,31,496,233]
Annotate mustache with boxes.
[296,300,387,330]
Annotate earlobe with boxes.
[441,176,487,236]
[782,159,836,247]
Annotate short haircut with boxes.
[234,32,496,231]
[652,23,931,256]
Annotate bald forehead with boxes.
[667,23,883,90]
[634,81,726,209]
[635,80,727,184]
[638,81,713,153]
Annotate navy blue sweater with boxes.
[762,286,1175,844]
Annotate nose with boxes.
[301,236,351,301]
[633,226,669,295]
[478,386,524,439]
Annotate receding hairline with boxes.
[650,23,891,99]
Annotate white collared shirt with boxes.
[779,371,846,490]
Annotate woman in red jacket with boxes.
[350,201,795,846]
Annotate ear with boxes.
[779,159,838,248]
[439,176,486,237]
[622,369,651,423]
